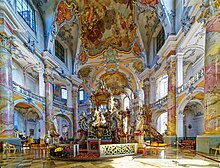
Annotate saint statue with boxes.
[92,109,106,127]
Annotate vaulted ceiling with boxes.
[33,0,163,94]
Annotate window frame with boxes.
[156,75,168,100]
[55,40,66,63]
[156,28,165,53]
[16,0,36,31]
[124,96,130,111]
[79,89,84,101]
[61,88,68,100]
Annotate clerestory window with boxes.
[55,40,65,63]
[17,0,35,31]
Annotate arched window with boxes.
[156,75,168,100]
[157,112,168,135]
[124,97,130,111]
[79,88,84,101]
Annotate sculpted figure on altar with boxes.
[79,112,89,131]
[50,115,60,137]
[136,115,144,132]
[109,95,117,113]
[92,109,106,127]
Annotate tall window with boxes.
[156,75,168,100]
[156,28,165,53]
[61,88,67,100]
[124,97,130,111]
[55,40,65,62]
[79,89,84,101]
[17,0,35,30]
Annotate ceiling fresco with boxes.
[74,0,136,57]
[57,22,78,52]
[100,71,129,95]
[138,10,161,52]
[139,0,158,7]
[56,0,75,26]
[48,0,162,96]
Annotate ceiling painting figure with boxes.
[74,0,137,57]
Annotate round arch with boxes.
[14,99,44,120]
[152,108,167,124]
[53,111,73,137]
[177,87,204,114]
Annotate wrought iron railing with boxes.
[13,82,45,103]
[177,68,204,95]
[150,95,168,109]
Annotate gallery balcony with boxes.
[150,96,168,109]
[13,82,45,104]
[176,68,204,95]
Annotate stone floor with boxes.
[0,147,220,168]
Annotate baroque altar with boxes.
[77,80,132,145]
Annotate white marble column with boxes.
[176,54,184,87]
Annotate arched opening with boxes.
[53,113,73,141]
[157,111,168,136]
[124,96,130,111]
[14,102,43,140]
[183,100,204,139]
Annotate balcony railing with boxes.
[13,82,74,112]
[53,102,73,112]
[177,68,204,95]
[13,82,45,103]
[150,95,168,109]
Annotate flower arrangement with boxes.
[54,147,63,153]
[50,146,73,158]
[62,147,73,157]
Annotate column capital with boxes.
[166,58,176,75]
[43,72,54,84]
[0,32,16,53]
[176,53,184,59]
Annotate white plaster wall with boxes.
[12,61,25,86]
[175,0,183,33]
[149,38,155,66]
[25,74,39,94]
[194,116,204,135]
[184,111,195,137]
[15,111,26,133]
[35,9,45,52]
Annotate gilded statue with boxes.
[92,109,106,127]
